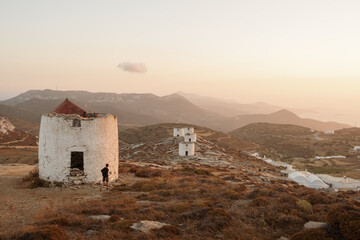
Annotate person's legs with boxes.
[106,177,109,188]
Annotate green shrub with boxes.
[296,200,312,212]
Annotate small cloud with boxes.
[117,62,147,73]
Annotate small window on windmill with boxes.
[72,119,81,127]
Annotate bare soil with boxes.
[0,164,131,236]
[0,148,38,165]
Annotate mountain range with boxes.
[0,89,351,134]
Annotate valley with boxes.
[230,123,360,178]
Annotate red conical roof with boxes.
[53,98,86,116]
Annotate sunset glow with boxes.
[1,0,360,124]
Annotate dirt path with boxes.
[1,135,29,145]
[0,146,38,149]
[216,135,232,142]
[0,164,107,236]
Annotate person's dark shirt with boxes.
[101,167,109,177]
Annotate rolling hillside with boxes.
[119,123,258,152]
[230,123,360,178]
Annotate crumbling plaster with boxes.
[38,114,118,183]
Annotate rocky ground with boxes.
[0,164,105,236]
[120,136,274,172]
[1,137,360,240]
[0,117,38,147]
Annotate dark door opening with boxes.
[185,151,188,156]
[71,152,84,170]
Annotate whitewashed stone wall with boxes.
[173,128,184,137]
[184,127,194,135]
[184,133,197,143]
[38,114,118,183]
[179,142,195,156]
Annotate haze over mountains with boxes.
[176,91,314,117]
[220,109,351,132]
[0,89,351,133]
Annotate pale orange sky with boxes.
[1,1,359,124]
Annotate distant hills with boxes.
[0,89,351,134]
[176,91,286,117]
[220,109,350,132]
[176,91,315,117]
[0,89,223,131]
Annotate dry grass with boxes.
[132,166,165,178]
[290,228,332,240]
[22,168,50,188]
[6,165,360,240]
[13,225,67,240]
[326,203,360,240]
[0,148,38,165]
[22,167,39,181]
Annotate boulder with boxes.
[304,221,328,229]
[88,215,111,221]
[73,180,83,185]
[131,220,168,233]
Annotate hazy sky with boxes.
[1,1,359,124]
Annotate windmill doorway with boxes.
[71,152,84,170]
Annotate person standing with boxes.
[101,164,110,189]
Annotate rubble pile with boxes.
[66,168,86,185]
